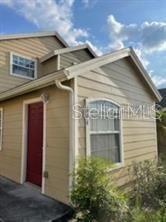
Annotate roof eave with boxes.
[0,31,69,47]
[0,70,67,102]
[85,44,98,58]
[129,49,162,101]
[66,48,130,78]
[65,47,161,102]
[40,43,97,63]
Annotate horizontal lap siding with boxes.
[46,88,69,203]
[0,36,64,92]
[60,49,94,69]
[41,57,58,76]
[0,86,69,204]
[77,57,157,187]
[72,49,94,62]
[60,53,80,69]
[0,100,22,182]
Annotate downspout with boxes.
[55,79,75,195]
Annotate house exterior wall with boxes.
[0,85,70,203]
[40,56,58,76]
[73,49,94,62]
[60,53,80,69]
[76,57,158,187]
[0,34,159,203]
[0,36,64,93]
[60,49,94,69]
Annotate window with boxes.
[86,99,123,164]
[10,52,37,79]
[0,108,3,151]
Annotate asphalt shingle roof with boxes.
[158,88,166,108]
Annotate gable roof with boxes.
[40,44,97,63]
[0,31,68,47]
[158,88,166,107]
[65,47,161,101]
[0,47,161,102]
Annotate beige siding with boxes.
[77,57,157,187]
[40,56,58,76]
[60,52,80,69]
[72,49,94,62]
[0,100,22,182]
[60,49,94,69]
[0,36,64,93]
[0,85,69,203]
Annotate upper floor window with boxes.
[10,52,37,80]
[86,99,123,164]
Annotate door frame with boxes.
[20,97,47,194]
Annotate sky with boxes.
[0,0,165,89]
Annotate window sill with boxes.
[107,162,124,173]
[10,72,36,80]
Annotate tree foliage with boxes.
[157,111,166,156]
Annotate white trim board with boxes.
[0,70,66,102]
[65,48,161,102]
[40,44,97,63]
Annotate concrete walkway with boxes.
[0,176,73,222]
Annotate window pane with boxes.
[12,54,36,78]
[28,69,35,77]
[114,118,120,131]
[89,100,120,132]
[90,118,117,131]
[13,55,19,64]
[12,65,34,78]
[90,134,120,163]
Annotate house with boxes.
[0,32,161,204]
[158,88,166,111]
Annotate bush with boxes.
[70,158,166,222]
[129,160,166,210]
[157,110,166,155]
[70,157,128,222]
[127,207,166,222]
[127,159,166,222]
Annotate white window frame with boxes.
[0,108,3,151]
[10,52,37,80]
[86,98,124,168]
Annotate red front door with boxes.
[26,102,43,187]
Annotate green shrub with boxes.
[70,157,128,222]
[127,207,166,222]
[129,160,166,210]
[70,158,166,222]
[127,159,166,222]
[157,110,166,155]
